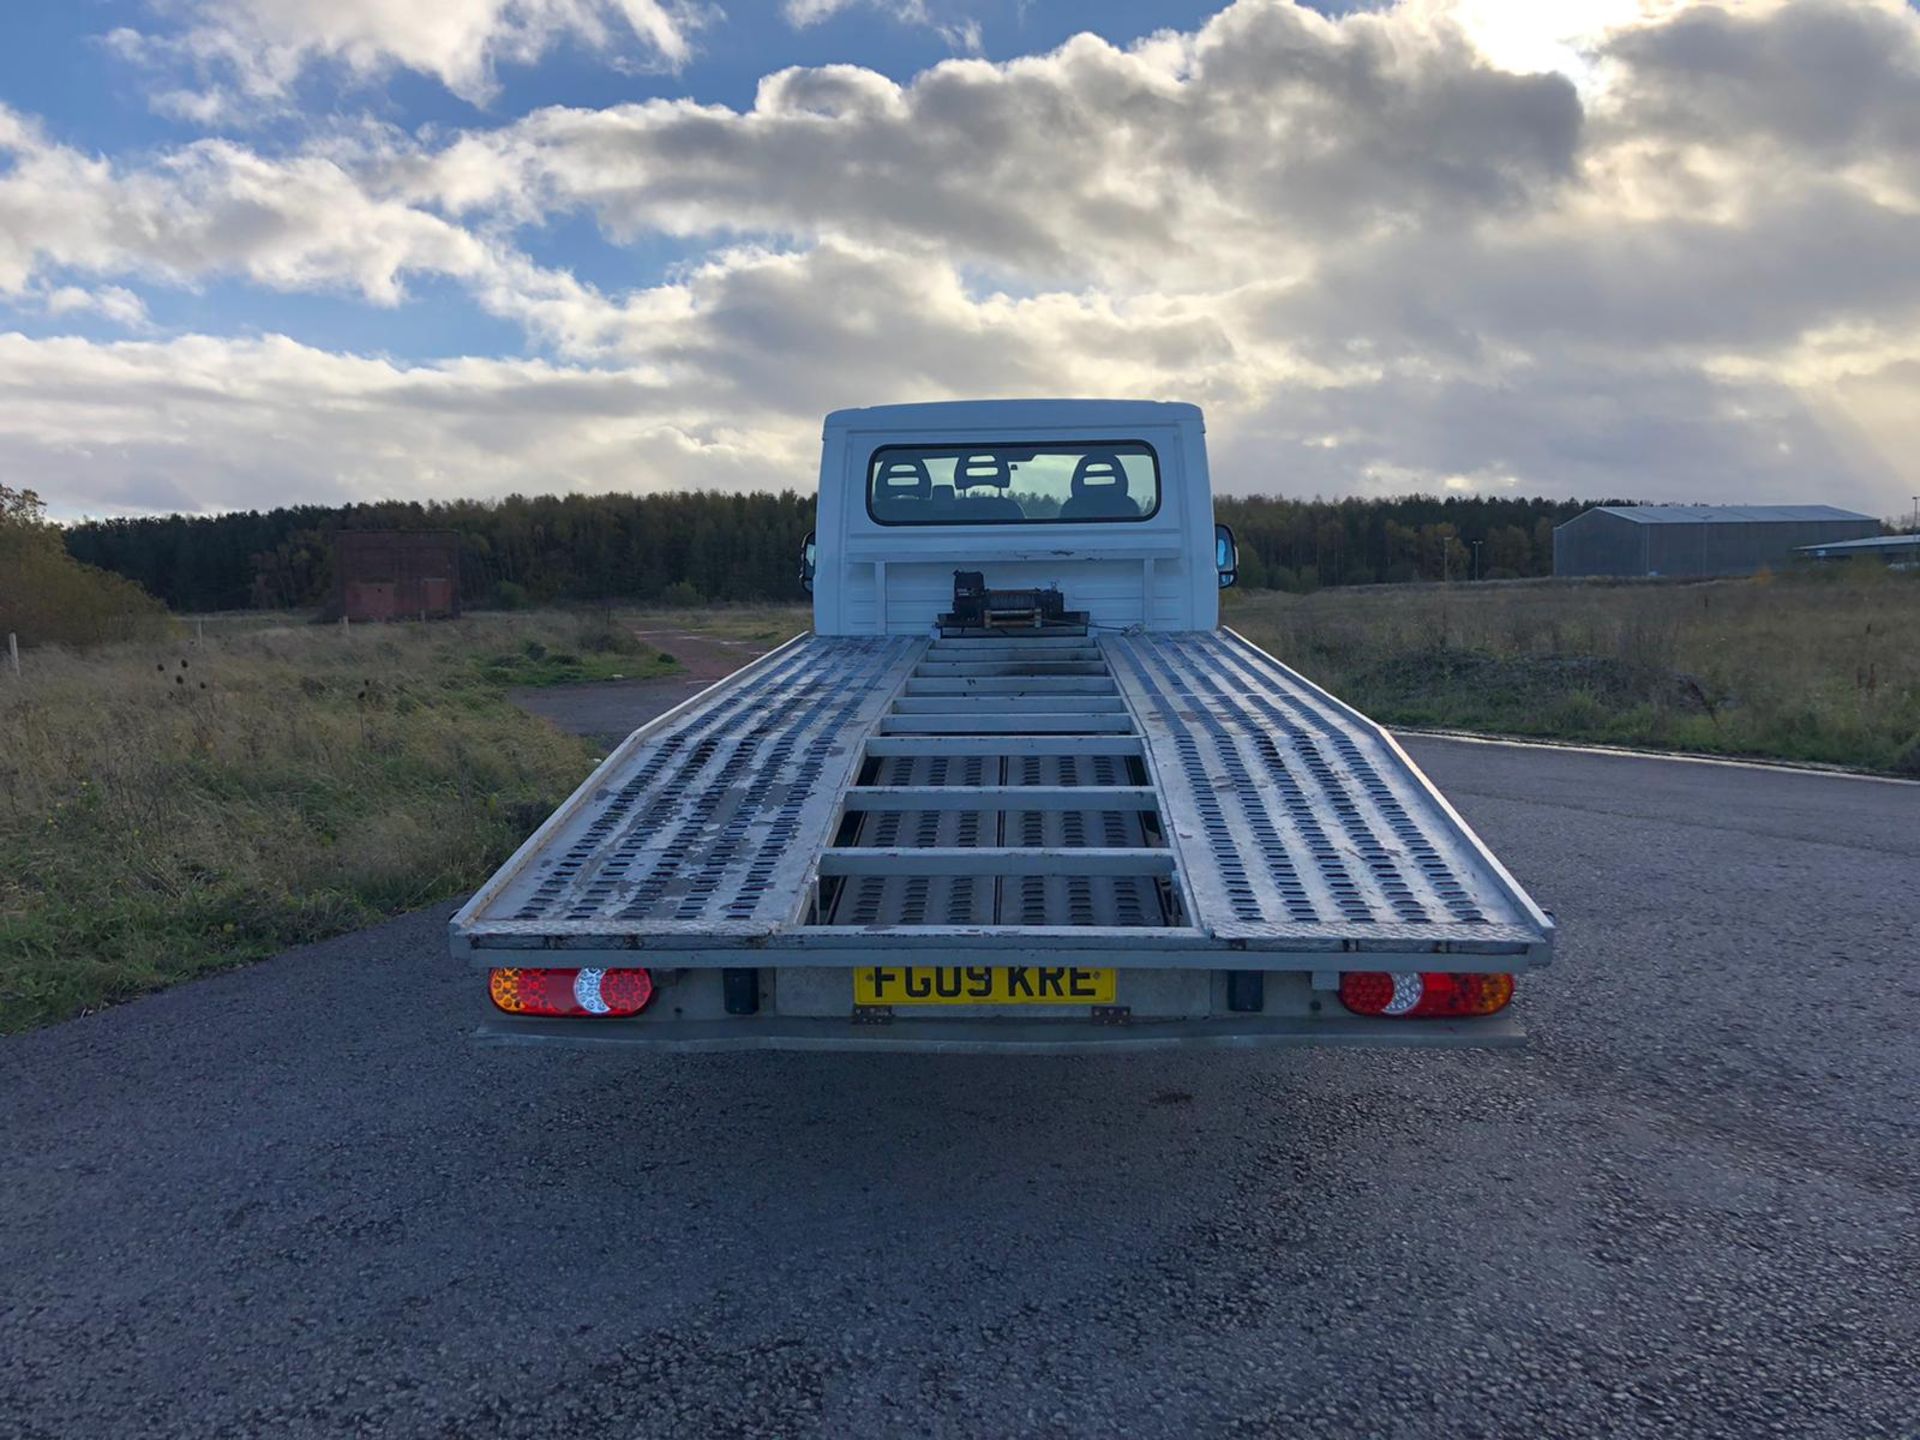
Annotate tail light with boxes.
[1339,971,1513,1019]
[489,967,654,1017]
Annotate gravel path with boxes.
[507,627,783,747]
[3,660,1916,1438]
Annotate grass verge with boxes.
[9,578,1909,1033]
[608,590,1920,772]
[0,613,673,1033]
[1225,568,1920,774]
[622,604,813,647]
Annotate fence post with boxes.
[7,632,17,678]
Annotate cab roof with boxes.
[824,399,1203,436]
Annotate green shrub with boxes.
[576,623,646,656]
[660,580,704,608]
[0,486,170,649]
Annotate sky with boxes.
[1,0,1917,521]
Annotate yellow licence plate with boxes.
[855,965,1116,1006]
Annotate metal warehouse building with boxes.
[1796,534,1920,566]
[1553,505,1878,578]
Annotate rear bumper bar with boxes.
[474,1012,1524,1054]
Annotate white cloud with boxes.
[1402,0,1688,81]
[4,0,1918,520]
[0,332,805,517]
[110,0,705,115]
[412,7,1585,294]
[0,107,498,303]
[784,0,868,23]
[783,0,985,54]
[42,285,152,330]
[12,235,1907,521]
[941,19,984,54]
[0,242,1255,515]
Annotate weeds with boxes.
[8,579,1910,1033]
[1225,569,1920,773]
[623,604,811,646]
[0,613,675,1032]
[476,625,677,687]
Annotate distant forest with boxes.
[62,490,1609,613]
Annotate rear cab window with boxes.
[867,441,1160,525]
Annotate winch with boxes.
[939,570,1088,635]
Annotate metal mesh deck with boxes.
[1104,630,1543,945]
[470,634,922,936]
[459,628,1548,959]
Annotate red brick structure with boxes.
[332,531,461,621]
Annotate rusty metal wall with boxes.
[333,531,462,620]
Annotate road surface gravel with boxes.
[3,667,1916,1438]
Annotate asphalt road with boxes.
[4,677,1918,1437]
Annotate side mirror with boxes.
[799,532,817,595]
[1215,523,1238,589]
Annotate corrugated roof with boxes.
[1587,504,1875,525]
[1794,534,1917,554]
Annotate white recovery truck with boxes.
[453,400,1554,1051]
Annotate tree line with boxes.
[1220,493,1606,590]
[65,491,818,613]
[61,489,1615,614]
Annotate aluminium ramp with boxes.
[1101,629,1551,954]
[454,633,924,943]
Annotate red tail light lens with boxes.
[1339,971,1513,1018]
[489,967,654,1017]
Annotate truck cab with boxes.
[454,400,1552,1051]
[811,400,1224,635]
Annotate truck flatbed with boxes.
[452,630,1553,971]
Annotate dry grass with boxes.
[637,590,1920,770]
[8,579,1909,1033]
[0,613,670,1032]
[623,603,813,646]
[1225,566,1920,772]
